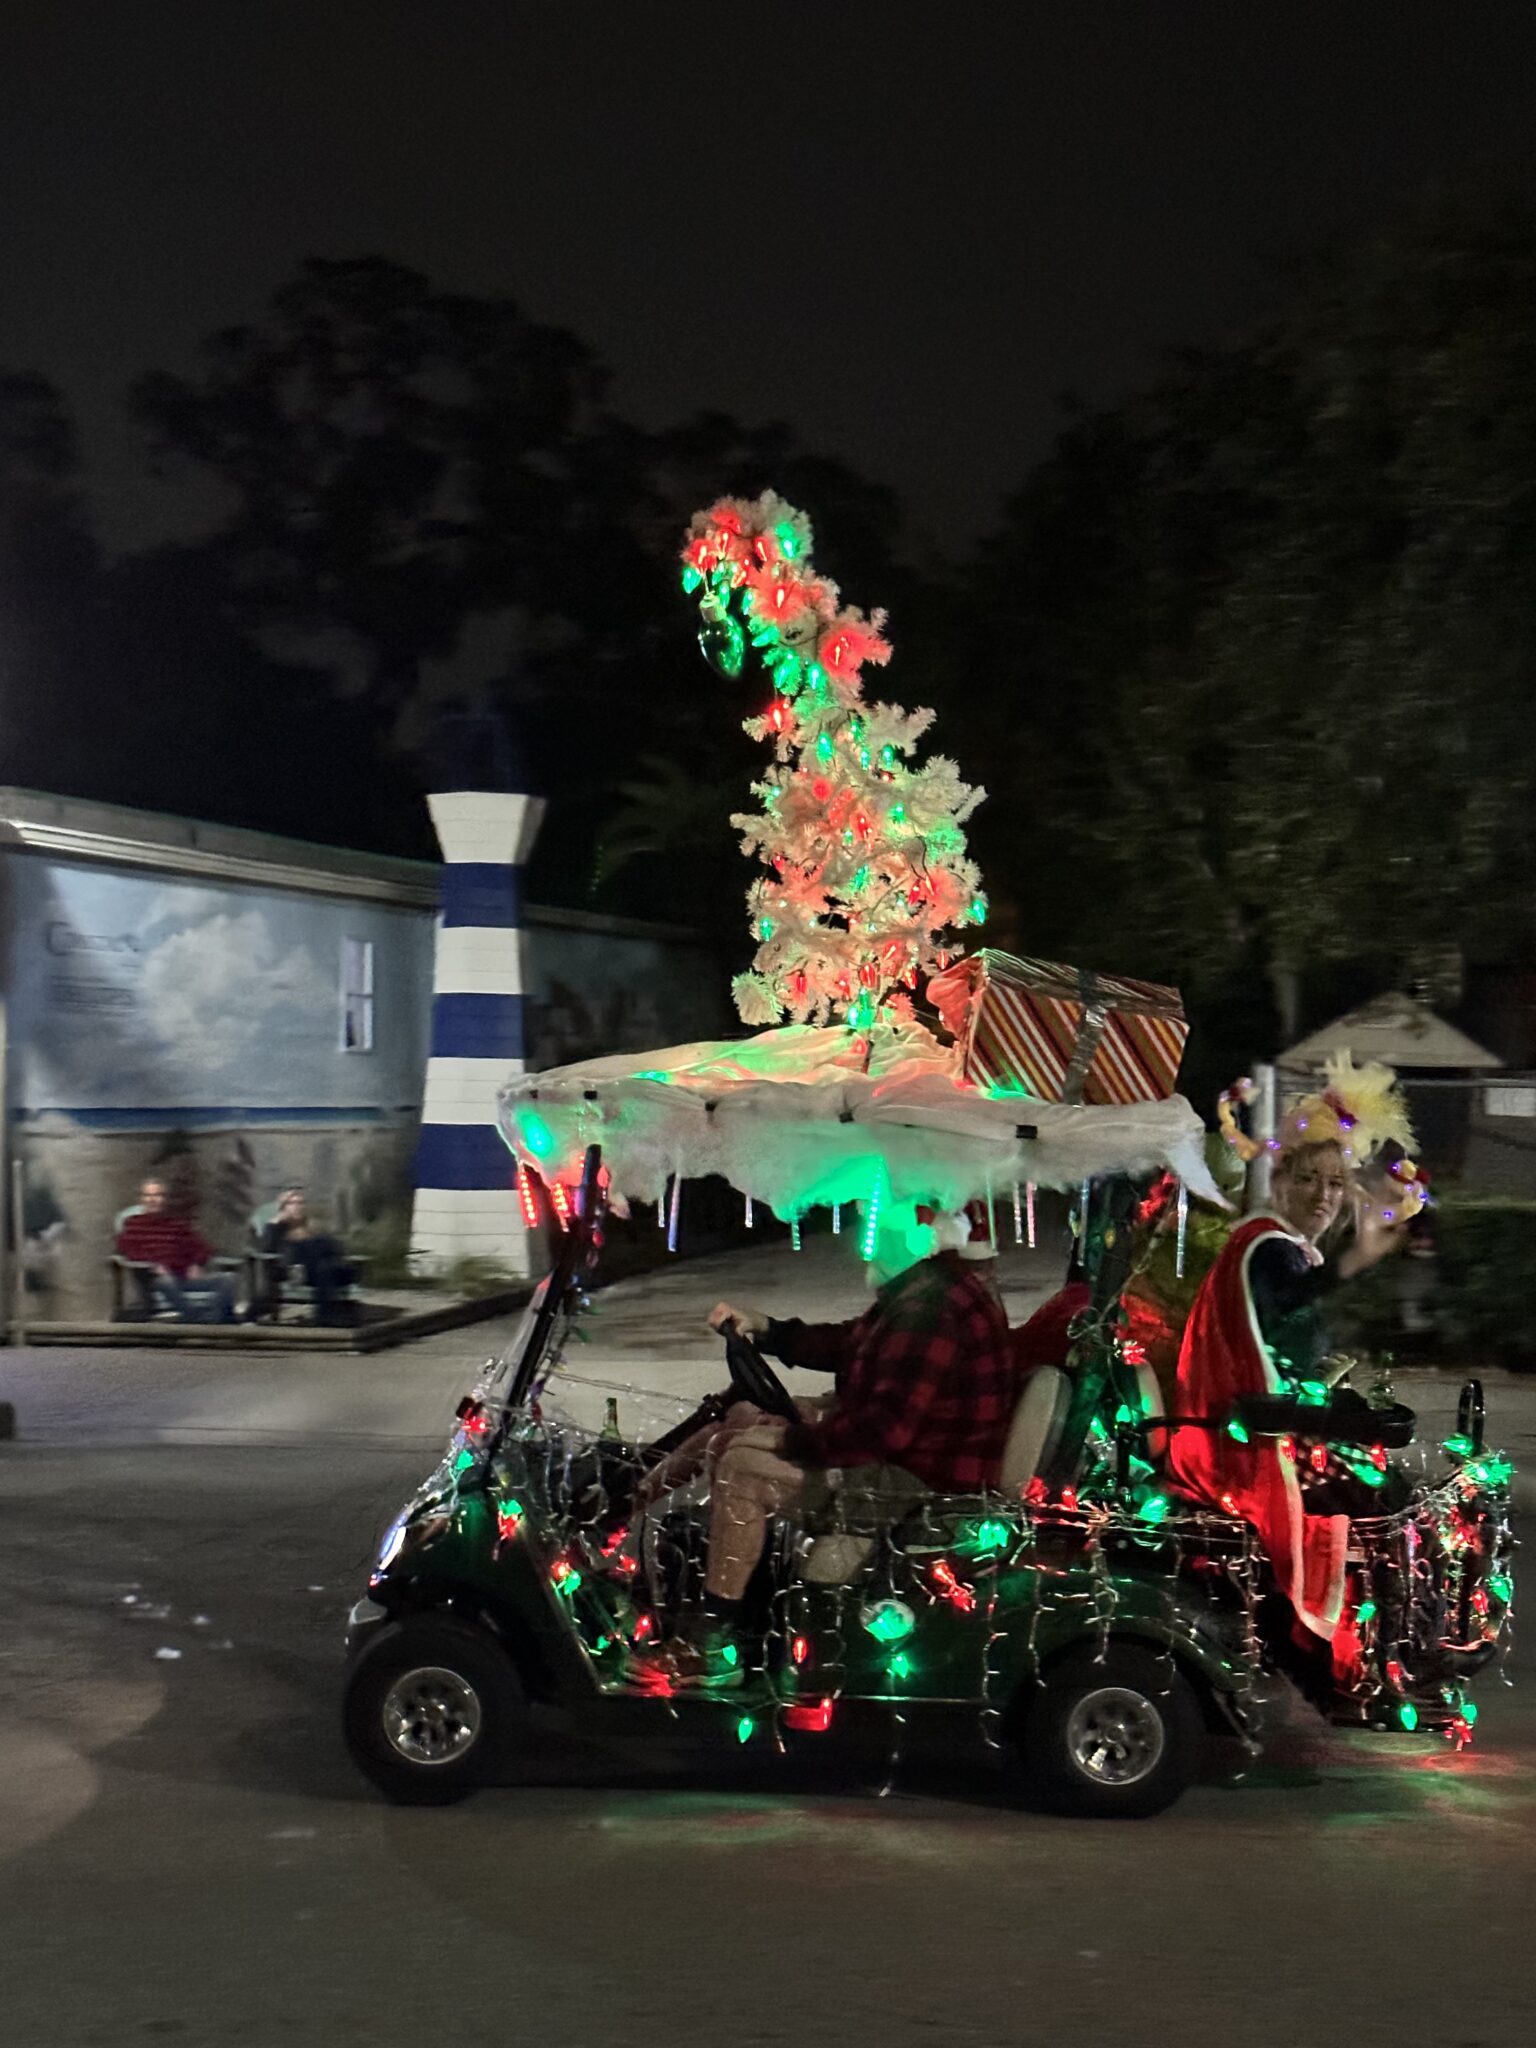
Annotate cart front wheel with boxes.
[343,1614,521,1805]
[1012,1643,1202,1818]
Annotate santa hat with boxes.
[914,1199,996,1260]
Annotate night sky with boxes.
[4,4,1536,555]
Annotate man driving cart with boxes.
[625,1200,1017,1688]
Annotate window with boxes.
[341,937,375,1052]
[1485,1085,1536,1119]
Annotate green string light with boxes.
[862,1599,915,1644]
[1399,1702,1419,1732]
[736,1715,754,1744]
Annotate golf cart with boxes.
[342,1027,1514,1818]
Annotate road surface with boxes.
[2,1238,1533,2046]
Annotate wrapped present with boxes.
[930,950,1188,1105]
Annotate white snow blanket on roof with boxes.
[498,1021,1222,1219]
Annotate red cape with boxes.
[1169,1214,1348,1642]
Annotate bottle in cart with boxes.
[599,1398,622,1443]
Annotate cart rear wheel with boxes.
[343,1614,521,1805]
[1011,1643,1202,1818]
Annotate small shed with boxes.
[1278,991,1502,1178]
[1279,991,1503,1075]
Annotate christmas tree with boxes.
[681,490,986,1031]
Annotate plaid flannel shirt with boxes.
[765,1251,1018,1491]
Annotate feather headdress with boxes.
[1277,1052,1417,1165]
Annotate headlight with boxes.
[373,1509,453,1578]
[375,1511,410,1575]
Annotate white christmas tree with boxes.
[681,491,987,1030]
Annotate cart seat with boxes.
[799,1366,1077,1586]
[999,1365,1072,1490]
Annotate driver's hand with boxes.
[708,1301,767,1338]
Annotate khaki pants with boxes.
[705,1424,926,1600]
[707,1423,810,1601]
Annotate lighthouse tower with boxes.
[410,717,545,1277]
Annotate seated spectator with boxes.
[261,1188,358,1325]
[116,1179,237,1323]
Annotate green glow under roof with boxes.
[520,1110,556,1159]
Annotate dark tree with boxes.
[132,257,605,720]
[957,191,1536,1073]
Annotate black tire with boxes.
[343,1614,522,1805]
[1010,1642,1202,1819]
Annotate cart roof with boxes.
[498,1020,1222,1219]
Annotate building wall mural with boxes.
[2,854,432,1318]
[522,923,730,1070]
[0,852,731,1318]
[5,856,430,1114]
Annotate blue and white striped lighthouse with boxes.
[410,733,546,1276]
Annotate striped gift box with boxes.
[944,951,1187,1105]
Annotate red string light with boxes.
[930,1560,977,1613]
[783,1699,834,1733]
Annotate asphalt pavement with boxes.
[3,1236,1534,2048]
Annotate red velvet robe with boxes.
[1169,1214,1348,1643]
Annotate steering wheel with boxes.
[721,1324,800,1423]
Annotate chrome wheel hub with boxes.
[381,1664,482,1766]
[1065,1684,1165,1786]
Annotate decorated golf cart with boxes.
[341,493,1514,1815]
